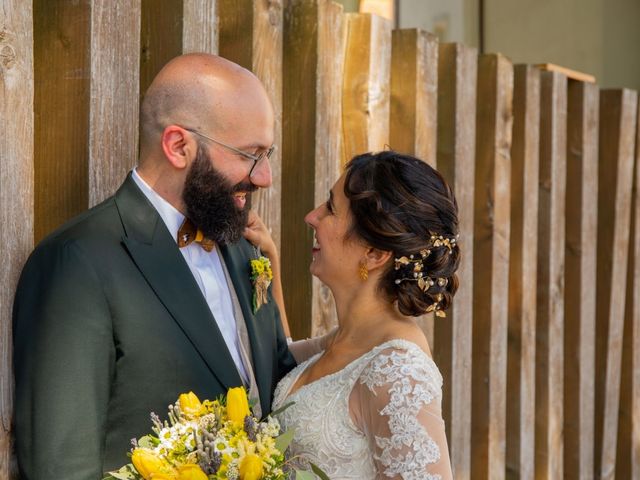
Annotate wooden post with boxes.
[536,70,567,480]
[219,0,283,250]
[616,95,640,480]
[282,0,344,338]
[88,0,141,205]
[471,53,513,480]
[342,12,391,162]
[389,28,438,347]
[390,29,438,165]
[506,64,540,480]
[435,42,477,480]
[564,80,599,480]
[0,1,34,476]
[594,89,638,480]
[182,0,217,54]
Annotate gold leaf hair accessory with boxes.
[393,232,458,316]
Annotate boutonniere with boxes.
[249,253,273,313]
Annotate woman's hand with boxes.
[244,210,277,260]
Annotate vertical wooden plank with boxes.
[564,80,599,480]
[311,1,345,337]
[182,0,217,54]
[140,1,183,98]
[33,1,90,243]
[506,64,540,480]
[471,53,513,480]
[536,70,567,480]
[219,0,283,251]
[389,28,438,348]
[617,95,640,480]
[0,1,33,476]
[594,88,638,480]
[390,28,438,165]
[282,0,344,339]
[435,42,477,480]
[342,12,391,162]
[89,0,141,205]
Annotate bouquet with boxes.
[104,387,326,480]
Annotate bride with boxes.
[246,150,459,479]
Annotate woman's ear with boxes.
[364,247,393,272]
[161,126,195,170]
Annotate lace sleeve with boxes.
[350,345,453,480]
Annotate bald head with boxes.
[139,54,273,161]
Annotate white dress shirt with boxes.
[131,168,249,384]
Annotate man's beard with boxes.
[182,144,255,245]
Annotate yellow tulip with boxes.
[239,453,263,480]
[179,391,203,417]
[227,387,250,424]
[131,449,165,480]
[177,464,209,480]
[150,474,177,480]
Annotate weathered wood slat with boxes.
[88,0,141,205]
[0,1,34,477]
[564,80,599,480]
[389,28,438,347]
[435,42,477,480]
[390,28,438,165]
[471,53,513,480]
[282,0,344,338]
[594,88,638,480]
[219,0,283,250]
[342,13,391,162]
[182,0,217,54]
[506,64,540,480]
[33,0,90,243]
[536,70,567,480]
[617,96,639,480]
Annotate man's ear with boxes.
[161,126,195,170]
[364,247,393,272]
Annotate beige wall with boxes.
[484,0,639,90]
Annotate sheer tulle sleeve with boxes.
[350,345,453,480]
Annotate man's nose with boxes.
[250,157,272,188]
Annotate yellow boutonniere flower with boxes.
[250,256,272,313]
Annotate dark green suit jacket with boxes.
[13,175,296,479]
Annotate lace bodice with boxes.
[272,339,452,479]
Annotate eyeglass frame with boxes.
[182,126,275,177]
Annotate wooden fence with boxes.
[1,1,639,478]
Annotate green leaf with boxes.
[102,464,139,480]
[138,435,156,448]
[274,427,295,453]
[269,401,295,417]
[294,470,317,480]
[310,462,331,480]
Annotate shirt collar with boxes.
[131,167,185,243]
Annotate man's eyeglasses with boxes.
[183,127,275,177]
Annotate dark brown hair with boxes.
[344,151,460,317]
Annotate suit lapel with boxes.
[114,176,242,390]
[219,244,272,413]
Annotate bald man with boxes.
[13,54,296,479]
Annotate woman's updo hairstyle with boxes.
[344,150,460,317]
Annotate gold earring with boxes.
[359,261,369,281]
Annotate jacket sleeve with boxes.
[13,240,115,480]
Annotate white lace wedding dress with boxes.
[272,339,452,479]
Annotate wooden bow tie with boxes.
[177,218,215,252]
